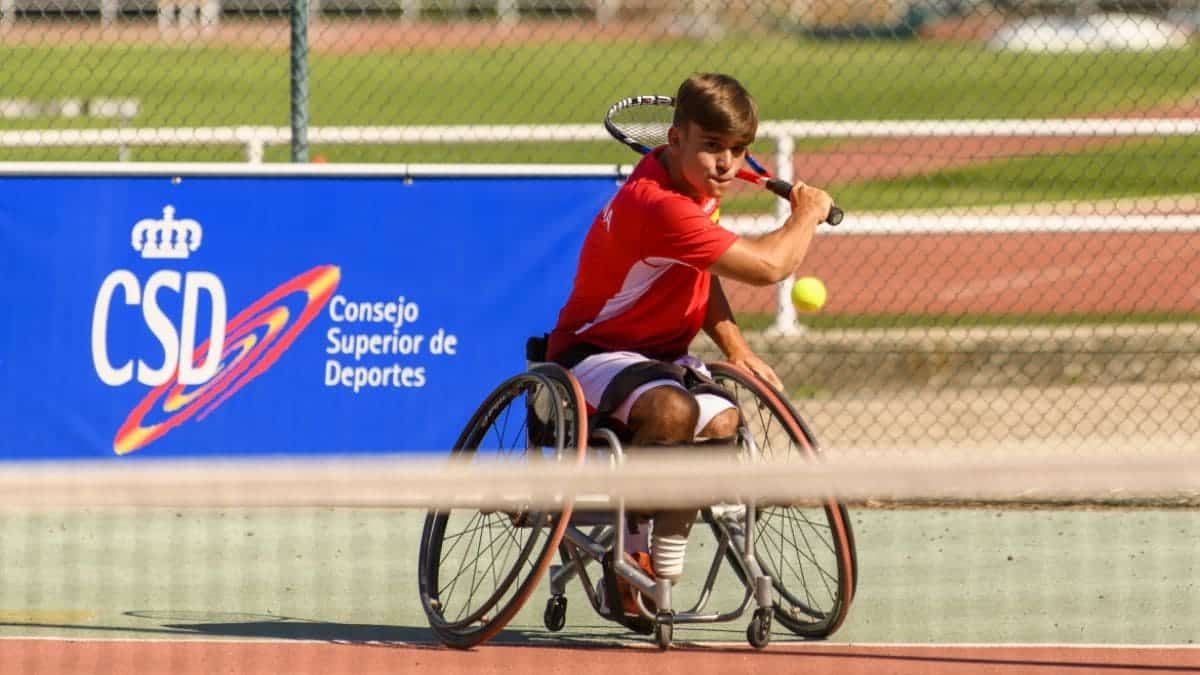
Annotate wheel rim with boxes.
[421,373,565,632]
[423,509,548,630]
[418,366,586,645]
[710,363,854,636]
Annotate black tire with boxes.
[747,607,773,649]
[543,596,567,632]
[418,364,586,648]
[708,362,857,639]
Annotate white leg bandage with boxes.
[650,509,695,581]
[651,533,688,580]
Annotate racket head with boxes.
[604,95,675,155]
[605,95,774,175]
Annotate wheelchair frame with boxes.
[417,360,856,650]
[545,423,779,649]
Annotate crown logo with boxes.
[131,206,203,259]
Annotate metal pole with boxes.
[770,133,800,335]
[290,0,309,163]
[100,0,118,26]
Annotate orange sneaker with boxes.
[599,550,656,635]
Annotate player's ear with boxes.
[667,125,682,149]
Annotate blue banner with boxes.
[0,171,616,460]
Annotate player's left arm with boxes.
[703,276,784,391]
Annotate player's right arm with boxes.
[710,183,833,287]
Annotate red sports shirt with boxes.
[547,148,738,362]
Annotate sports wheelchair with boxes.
[417,349,857,650]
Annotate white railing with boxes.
[5,118,1199,164]
[4,118,1199,333]
[0,1,625,27]
[0,124,607,164]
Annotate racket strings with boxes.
[608,105,673,149]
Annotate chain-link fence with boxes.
[2,1,1198,451]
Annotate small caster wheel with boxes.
[654,612,674,650]
[747,607,772,649]
[543,595,567,632]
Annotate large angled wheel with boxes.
[418,363,586,648]
[708,362,857,639]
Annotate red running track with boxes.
[1,639,1197,675]
[723,231,1200,315]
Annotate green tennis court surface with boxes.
[1,508,1195,645]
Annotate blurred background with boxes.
[2,0,1197,454]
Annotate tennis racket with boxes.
[604,95,843,226]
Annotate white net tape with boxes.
[2,444,1196,510]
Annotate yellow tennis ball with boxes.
[790,276,827,313]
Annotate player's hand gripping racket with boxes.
[604,95,844,226]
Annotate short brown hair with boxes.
[673,73,758,146]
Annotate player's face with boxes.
[668,121,748,199]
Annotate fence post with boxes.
[290,0,309,163]
[400,0,419,22]
[201,0,221,28]
[595,0,619,23]
[497,0,517,24]
[100,0,119,25]
[246,135,265,164]
[768,133,801,335]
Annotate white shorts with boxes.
[570,352,736,440]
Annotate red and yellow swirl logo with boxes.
[113,265,341,455]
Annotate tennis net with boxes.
[0,441,1197,666]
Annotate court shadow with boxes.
[487,620,758,649]
[123,611,686,647]
[165,621,432,643]
[118,611,819,651]
[123,610,432,644]
[488,628,631,648]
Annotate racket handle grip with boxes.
[765,178,845,226]
[764,177,792,199]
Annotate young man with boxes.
[546,73,833,619]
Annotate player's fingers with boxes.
[790,184,833,221]
[748,362,784,392]
[764,370,785,392]
[787,181,807,207]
